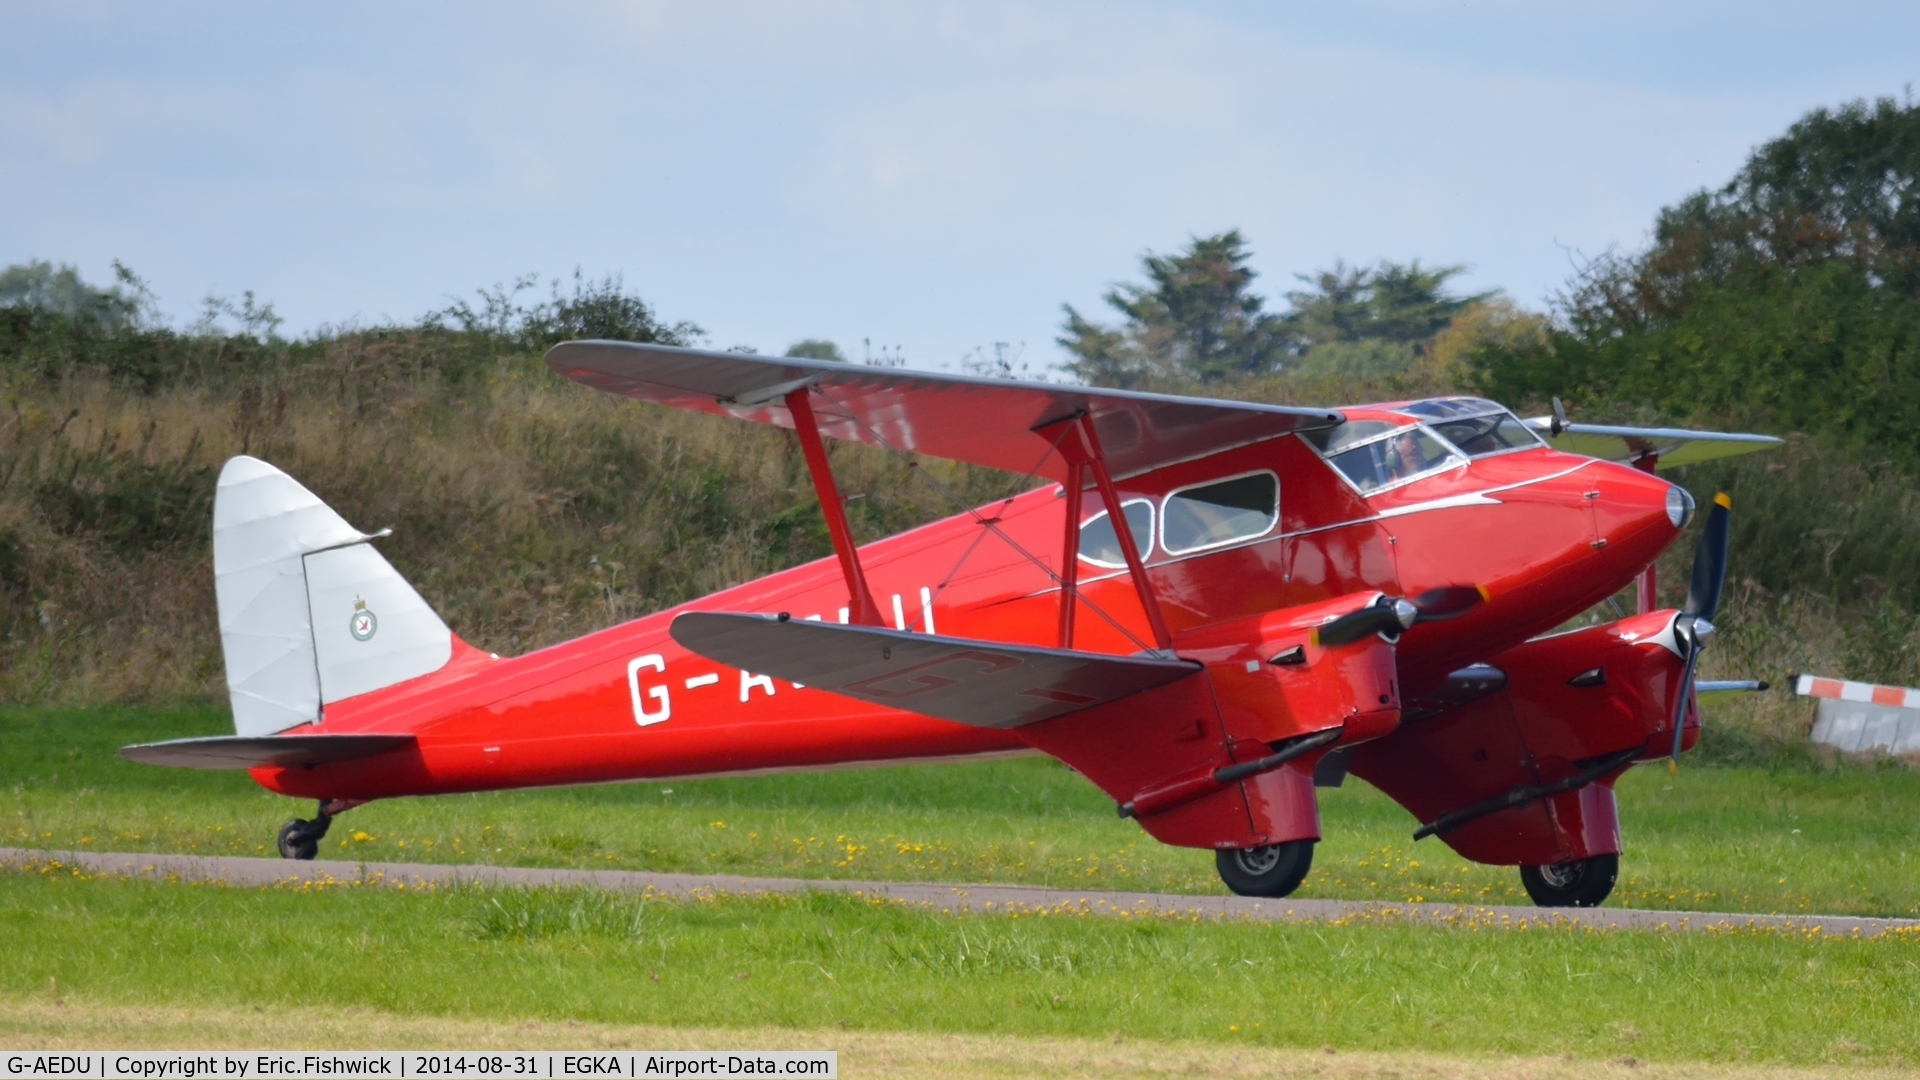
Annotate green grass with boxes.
[2,869,1917,1065]
[6,705,1920,918]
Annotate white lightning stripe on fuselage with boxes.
[1373,492,1502,518]
[1033,458,1603,595]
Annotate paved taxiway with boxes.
[5,847,1913,937]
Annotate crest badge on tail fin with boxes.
[350,599,377,641]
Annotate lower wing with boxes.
[670,613,1200,729]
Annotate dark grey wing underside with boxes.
[119,733,417,770]
[671,612,1199,729]
[546,340,1342,483]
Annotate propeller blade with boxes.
[1409,584,1488,621]
[1669,496,1730,770]
[1313,604,1410,647]
[1313,586,1486,647]
[1669,626,1703,767]
[1684,493,1732,619]
[1550,396,1569,437]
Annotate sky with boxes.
[2,1,1916,373]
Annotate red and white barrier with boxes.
[1795,674,1920,755]
[1794,674,1920,710]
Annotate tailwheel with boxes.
[1519,853,1618,908]
[1215,840,1314,898]
[275,805,334,861]
[276,821,319,860]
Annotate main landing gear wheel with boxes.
[1215,840,1315,898]
[1519,853,1618,908]
[276,807,334,861]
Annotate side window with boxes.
[1382,428,1460,483]
[1162,472,1279,555]
[1325,427,1463,493]
[1327,441,1394,493]
[1079,499,1154,567]
[1492,415,1543,450]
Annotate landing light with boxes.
[1666,486,1696,528]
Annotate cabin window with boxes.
[1323,426,1464,493]
[1161,472,1280,555]
[1078,499,1155,567]
[1429,412,1543,458]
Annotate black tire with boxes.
[277,820,319,861]
[1519,854,1618,908]
[1215,840,1314,898]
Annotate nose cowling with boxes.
[1585,459,1689,570]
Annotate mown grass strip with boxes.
[10,851,1915,941]
[1,869,1916,1066]
[6,997,1913,1080]
[8,706,1919,917]
[5,997,1896,1080]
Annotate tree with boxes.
[1286,260,1487,346]
[1364,262,1491,343]
[1059,230,1293,387]
[520,270,702,347]
[1641,95,1920,310]
[785,339,847,362]
[1469,95,1920,458]
[435,270,702,350]
[1284,261,1373,346]
[1278,259,1489,380]
[0,260,145,329]
[1057,307,1136,387]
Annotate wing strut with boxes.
[787,387,885,626]
[1037,413,1173,651]
[1057,460,1084,648]
[1632,452,1660,614]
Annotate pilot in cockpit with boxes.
[1387,429,1429,480]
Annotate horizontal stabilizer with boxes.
[119,733,416,771]
[547,341,1342,483]
[671,613,1200,729]
[1522,418,1782,470]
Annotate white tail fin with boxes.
[213,456,453,736]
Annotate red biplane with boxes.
[125,343,1781,907]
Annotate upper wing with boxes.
[1522,418,1783,470]
[546,341,1343,482]
[120,733,416,770]
[671,612,1200,729]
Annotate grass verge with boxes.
[1,998,1912,1080]
[10,1001,1911,1080]
[2,870,1918,1067]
